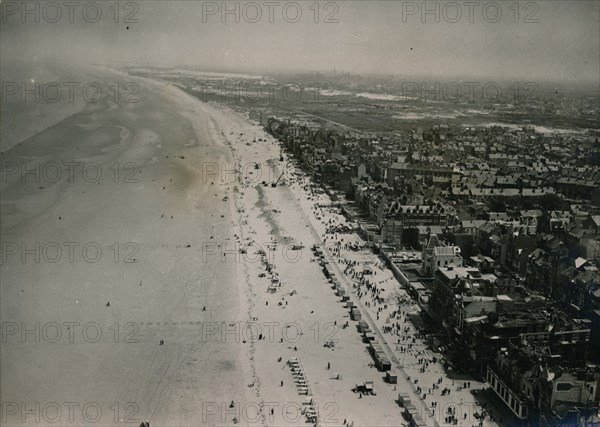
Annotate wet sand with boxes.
[1,70,251,426]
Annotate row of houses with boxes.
[257,112,600,424]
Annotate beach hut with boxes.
[377,356,391,372]
[366,333,378,343]
[405,403,417,413]
[351,307,361,321]
[369,342,382,353]
[365,333,377,342]
[397,392,411,407]
[386,370,398,384]
[357,320,370,333]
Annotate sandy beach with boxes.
[1,69,252,426]
[202,110,409,427]
[198,102,499,427]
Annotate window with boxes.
[557,383,574,391]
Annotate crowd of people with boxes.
[295,174,497,427]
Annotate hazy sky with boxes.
[2,0,599,83]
